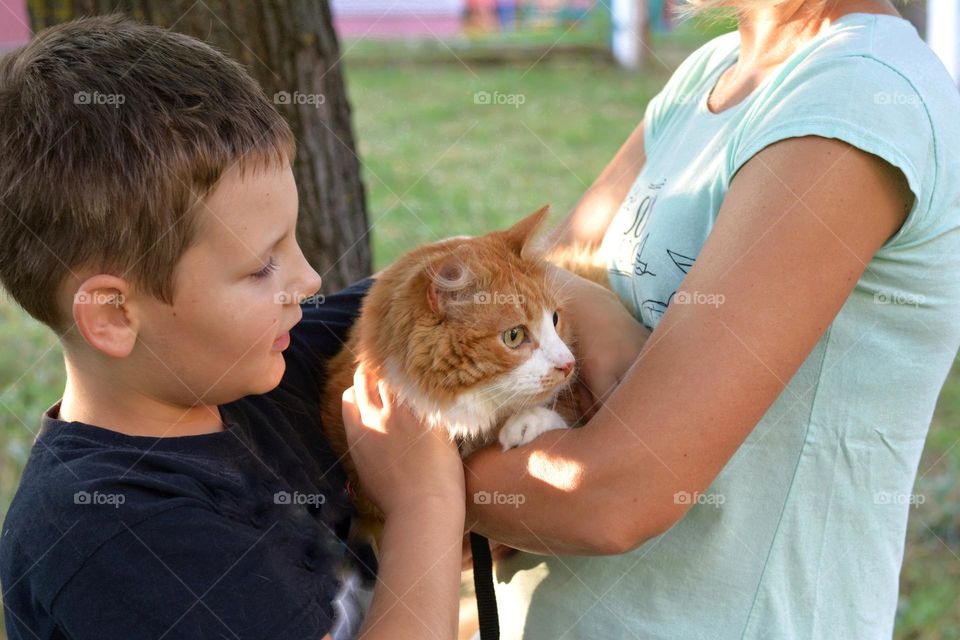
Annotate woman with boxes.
[346,0,960,637]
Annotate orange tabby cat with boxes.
[320,206,591,549]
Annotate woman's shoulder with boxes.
[728,13,960,248]
[799,13,957,107]
[749,12,960,172]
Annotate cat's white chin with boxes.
[382,357,569,444]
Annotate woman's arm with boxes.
[465,135,913,555]
[342,368,465,640]
[546,121,647,251]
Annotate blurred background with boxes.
[0,1,957,638]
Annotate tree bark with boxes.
[28,0,372,290]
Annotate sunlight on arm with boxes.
[527,449,584,492]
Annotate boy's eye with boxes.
[251,257,277,279]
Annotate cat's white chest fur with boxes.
[382,358,569,453]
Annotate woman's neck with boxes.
[736,0,901,69]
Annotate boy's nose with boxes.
[301,270,322,300]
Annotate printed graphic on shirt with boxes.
[667,249,696,274]
[639,298,670,325]
[603,177,708,327]
[607,178,666,280]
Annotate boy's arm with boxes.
[357,497,465,639]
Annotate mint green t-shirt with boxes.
[493,12,960,639]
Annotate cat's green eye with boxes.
[502,326,526,348]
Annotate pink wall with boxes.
[332,14,462,39]
[0,0,31,50]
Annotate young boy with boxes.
[0,14,467,640]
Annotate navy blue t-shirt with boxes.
[0,278,374,640]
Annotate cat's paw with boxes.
[498,407,568,451]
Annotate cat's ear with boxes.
[504,204,550,260]
[425,254,472,319]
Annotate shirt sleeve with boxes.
[727,55,935,247]
[279,277,375,405]
[50,505,344,639]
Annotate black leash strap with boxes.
[470,532,500,639]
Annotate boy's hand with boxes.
[341,364,465,518]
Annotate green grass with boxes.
[1,16,958,639]
[349,57,665,268]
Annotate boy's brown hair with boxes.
[0,14,295,334]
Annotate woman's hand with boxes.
[341,364,465,518]
[552,266,650,415]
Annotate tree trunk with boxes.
[28,0,372,290]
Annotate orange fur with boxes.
[320,206,591,552]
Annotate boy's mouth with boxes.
[272,311,302,352]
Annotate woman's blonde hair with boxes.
[674,0,911,20]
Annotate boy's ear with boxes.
[503,204,550,260]
[71,275,138,358]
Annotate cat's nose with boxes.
[555,359,574,377]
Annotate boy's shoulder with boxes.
[0,398,358,638]
[0,403,246,607]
